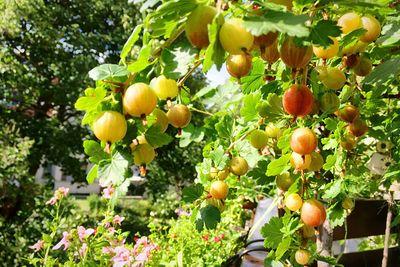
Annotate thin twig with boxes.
[177,60,203,87]
[152,24,186,57]
[190,107,213,116]
[382,191,394,267]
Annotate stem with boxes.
[43,201,61,265]
[177,60,203,87]
[152,25,185,58]
[190,107,213,116]
[225,128,255,153]
[382,192,394,267]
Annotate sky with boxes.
[205,63,230,87]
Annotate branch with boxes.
[151,24,186,58]
[177,59,203,87]
[382,191,394,267]
[190,107,213,116]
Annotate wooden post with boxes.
[382,192,393,267]
[317,219,333,267]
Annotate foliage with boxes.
[0,0,142,181]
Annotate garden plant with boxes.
[26,0,400,266]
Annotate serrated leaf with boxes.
[179,124,205,147]
[322,137,338,150]
[322,179,342,199]
[86,165,98,184]
[203,13,225,72]
[209,146,229,169]
[161,39,197,80]
[83,140,110,164]
[327,203,346,228]
[377,20,400,46]
[362,58,400,86]
[182,184,204,203]
[275,237,291,260]
[199,205,221,229]
[266,154,291,176]
[324,118,338,132]
[75,87,107,111]
[340,28,367,50]
[120,24,143,65]
[261,217,284,249]
[145,125,173,148]
[240,92,262,122]
[323,153,337,170]
[314,254,342,267]
[240,58,265,94]
[88,64,129,81]
[215,114,233,140]
[243,11,309,37]
[310,20,341,47]
[151,0,197,20]
[97,150,132,187]
[262,93,286,122]
[127,43,154,73]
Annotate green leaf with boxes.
[377,19,400,46]
[240,92,262,122]
[88,64,129,81]
[243,11,309,37]
[314,254,342,267]
[127,43,154,73]
[215,114,234,140]
[199,205,221,229]
[324,118,338,132]
[362,58,400,86]
[97,150,132,186]
[240,58,265,94]
[75,87,107,112]
[261,216,284,249]
[203,13,225,72]
[340,28,367,50]
[261,93,286,122]
[179,124,205,147]
[151,0,197,20]
[264,259,285,267]
[182,184,204,203]
[275,237,291,260]
[86,164,98,184]
[161,39,197,80]
[266,154,291,176]
[83,140,110,164]
[327,202,346,228]
[145,125,173,148]
[209,145,229,169]
[310,20,341,47]
[322,179,342,199]
[323,153,337,171]
[120,24,143,65]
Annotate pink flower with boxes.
[113,215,125,226]
[102,246,113,255]
[201,235,209,241]
[108,227,116,235]
[53,231,71,250]
[112,245,133,267]
[103,186,115,199]
[77,226,95,241]
[29,240,45,252]
[46,196,58,205]
[46,187,70,205]
[79,243,88,257]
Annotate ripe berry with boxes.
[152,108,169,133]
[230,156,249,176]
[353,56,372,76]
[280,37,313,69]
[295,249,311,265]
[347,117,367,137]
[313,37,339,59]
[301,199,326,227]
[290,152,311,170]
[260,40,280,64]
[276,172,294,191]
[338,12,361,34]
[133,143,156,166]
[290,128,317,155]
[360,15,381,43]
[253,32,279,49]
[219,18,254,55]
[150,75,179,100]
[226,53,252,79]
[285,193,303,211]
[93,111,127,142]
[185,6,217,49]
[167,104,191,129]
[317,66,346,90]
[320,92,340,113]
[336,104,359,123]
[210,180,229,199]
[282,84,314,117]
[123,83,157,117]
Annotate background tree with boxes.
[0,0,143,181]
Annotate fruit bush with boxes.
[31,0,400,266]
